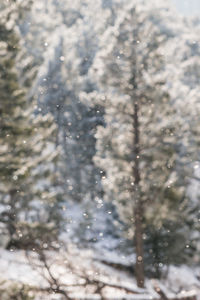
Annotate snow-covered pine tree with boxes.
[162,17,200,267]
[92,1,194,285]
[22,0,107,205]
[0,16,62,250]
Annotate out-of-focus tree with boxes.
[92,1,196,285]
[0,15,63,250]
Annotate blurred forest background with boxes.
[0,0,200,299]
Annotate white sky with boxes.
[172,0,200,16]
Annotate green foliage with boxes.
[0,18,63,250]
[0,281,34,300]
[6,222,59,250]
[144,220,195,278]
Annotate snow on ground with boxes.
[58,201,200,298]
[0,247,199,299]
[0,248,46,287]
[164,265,200,299]
[0,201,199,299]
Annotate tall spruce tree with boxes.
[92,2,194,285]
[0,18,62,250]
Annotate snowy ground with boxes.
[0,202,199,299]
[0,201,199,299]
[0,247,199,299]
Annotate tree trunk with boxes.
[6,189,17,249]
[133,102,145,288]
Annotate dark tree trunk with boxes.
[6,189,17,249]
[133,102,145,288]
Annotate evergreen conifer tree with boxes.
[0,18,62,250]
[92,2,194,285]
